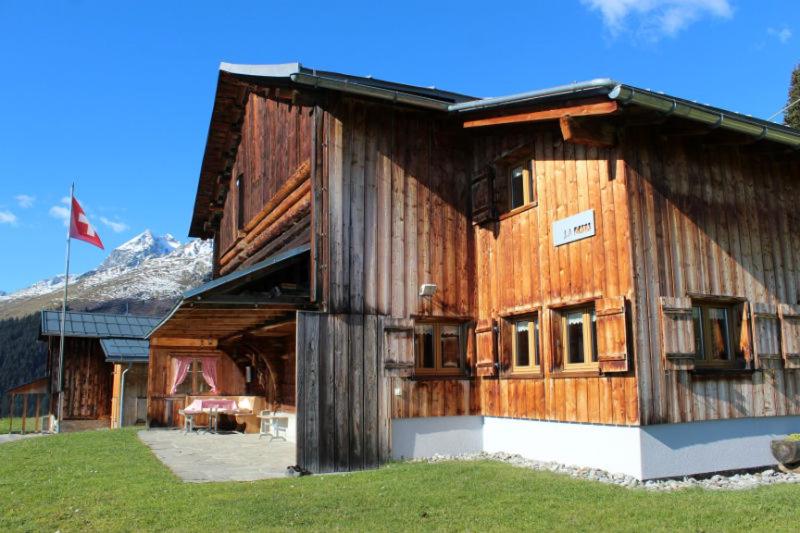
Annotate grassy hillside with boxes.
[1,429,799,531]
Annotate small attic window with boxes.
[236,174,245,230]
[509,159,535,210]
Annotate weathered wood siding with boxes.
[217,92,313,274]
[318,98,472,318]
[469,125,638,425]
[49,337,113,420]
[626,132,800,424]
[296,311,389,473]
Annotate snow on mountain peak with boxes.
[0,232,212,307]
[98,230,182,271]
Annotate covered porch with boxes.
[146,245,311,447]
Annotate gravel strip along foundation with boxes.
[416,452,800,491]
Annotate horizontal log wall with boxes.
[218,92,313,272]
[626,132,800,424]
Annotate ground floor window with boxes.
[414,322,464,376]
[692,302,736,366]
[171,357,218,395]
[561,305,598,371]
[510,314,540,374]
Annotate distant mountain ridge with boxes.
[0,230,212,319]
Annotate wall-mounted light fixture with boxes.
[419,283,437,297]
[245,366,252,383]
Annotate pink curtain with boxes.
[170,357,192,394]
[201,357,218,394]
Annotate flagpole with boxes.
[56,182,74,434]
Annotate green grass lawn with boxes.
[0,429,798,532]
[0,417,26,434]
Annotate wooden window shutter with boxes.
[780,304,800,369]
[471,166,495,225]
[383,318,414,377]
[596,296,629,373]
[475,319,497,376]
[497,318,513,376]
[549,309,564,372]
[752,302,781,369]
[659,297,696,370]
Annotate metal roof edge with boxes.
[183,243,310,299]
[146,244,311,340]
[220,62,302,78]
[448,78,619,113]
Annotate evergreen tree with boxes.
[785,63,800,130]
[0,313,48,413]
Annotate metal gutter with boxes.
[607,84,800,149]
[448,78,800,148]
[289,72,451,111]
[448,78,619,113]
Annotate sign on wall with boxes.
[553,209,596,247]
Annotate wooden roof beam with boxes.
[463,101,619,129]
[559,115,617,148]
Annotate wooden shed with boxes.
[41,310,159,431]
[154,62,800,479]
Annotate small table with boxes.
[257,414,289,441]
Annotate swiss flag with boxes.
[69,197,104,250]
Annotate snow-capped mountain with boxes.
[0,230,212,319]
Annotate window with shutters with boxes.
[414,322,465,376]
[508,314,541,375]
[560,305,598,371]
[691,300,745,368]
[508,158,536,210]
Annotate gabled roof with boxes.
[191,62,800,238]
[99,338,150,363]
[41,311,161,339]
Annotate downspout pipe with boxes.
[118,363,131,429]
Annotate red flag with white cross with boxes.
[69,196,104,249]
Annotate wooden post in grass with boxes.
[35,394,41,433]
[8,394,14,434]
[21,394,27,435]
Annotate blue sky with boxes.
[0,0,798,292]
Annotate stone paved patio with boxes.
[138,429,296,482]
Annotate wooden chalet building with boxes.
[41,311,158,431]
[148,62,800,479]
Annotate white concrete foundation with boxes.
[391,415,800,480]
[391,416,484,460]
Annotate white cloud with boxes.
[100,216,129,233]
[49,205,70,226]
[582,0,733,39]
[14,194,35,208]
[768,27,792,44]
[0,210,17,225]
[60,196,71,205]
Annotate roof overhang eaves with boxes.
[146,245,312,339]
[450,79,800,149]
